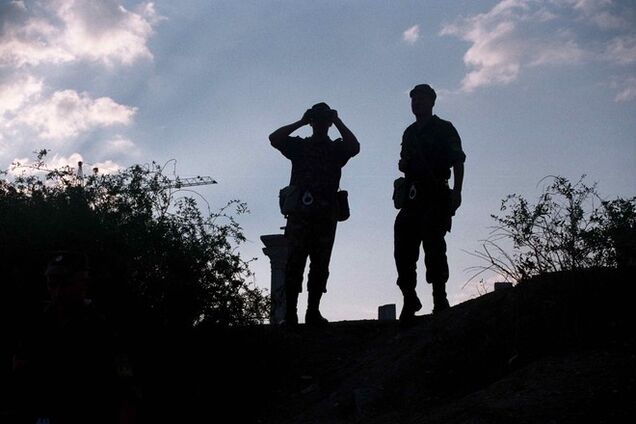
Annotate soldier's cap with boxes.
[310,102,332,112]
[409,84,437,101]
[45,251,89,277]
[307,102,333,122]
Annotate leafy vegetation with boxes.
[468,175,636,283]
[1,150,268,329]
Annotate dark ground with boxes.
[144,267,635,423]
[3,267,635,423]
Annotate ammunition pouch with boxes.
[393,178,451,210]
[336,190,350,222]
[393,177,408,209]
[281,185,350,221]
[279,185,301,216]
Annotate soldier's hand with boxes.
[331,109,339,122]
[301,109,312,125]
[450,189,462,214]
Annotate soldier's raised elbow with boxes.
[269,133,280,147]
[350,141,360,156]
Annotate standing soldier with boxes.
[394,84,466,323]
[270,103,360,326]
[12,251,136,423]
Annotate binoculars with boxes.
[307,108,336,121]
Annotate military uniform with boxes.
[394,115,466,305]
[274,135,358,295]
[14,302,119,423]
[12,252,136,423]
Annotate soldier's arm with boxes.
[332,112,360,157]
[448,123,466,212]
[398,131,411,173]
[269,111,310,150]
[450,161,464,213]
[452,161,464,193]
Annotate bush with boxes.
[468,175,636,283]
[0,150,268,330]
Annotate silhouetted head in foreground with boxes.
[306,102,336,137]
[44,251,90,311]
[410,84,436,122]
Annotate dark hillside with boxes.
[138,266,635,423]
[3,267,634,423]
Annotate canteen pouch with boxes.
[392,177,408,209]
[336,190,350,222]
[279,185,300,216]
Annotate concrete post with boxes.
[261,234,289,324]
[378,304,396,321]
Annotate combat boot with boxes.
[281,287,299,326]
[432,282,450,314]
[399,290,422,324]
[305,309,329,326]
[306,290,329,326]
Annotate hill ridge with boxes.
[141,267,636,423]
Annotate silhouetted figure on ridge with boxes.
[270,103,360,326]
[12,251,135,423]
[393,84,466,323]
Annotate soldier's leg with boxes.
[422,226,450,313]
[394,209,423,321]
[306,218,337,324]
[284,217,310,324]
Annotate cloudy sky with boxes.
[1,0,635,321]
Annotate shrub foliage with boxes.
[468,176,636,283]
[1,150,268,328]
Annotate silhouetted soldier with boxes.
[270,103,360,325]
[394,84,466,323]
[12,252,133,423]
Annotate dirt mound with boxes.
[133,267,636,423]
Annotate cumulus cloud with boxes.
[0,0,162,68]
[0,18,75,67]
[604,35,636,65]
[441,18,521,91]
[45,151,84,170]
[10,1,27,11]
[441,0,636,95]
[403,25,420,44]
[0,1,157,164]
[440,0,589,92]
[0,76,136,169]
[612,76,636,102]
[12,89,136,140]
[101,135,141,157]
[53,0,160,66]
[0,74,43,116]
[0,74,44,143]
[91,159,122,174]
[562,0,629,30]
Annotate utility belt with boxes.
[392,177,450,210]
[279,185,349,221]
